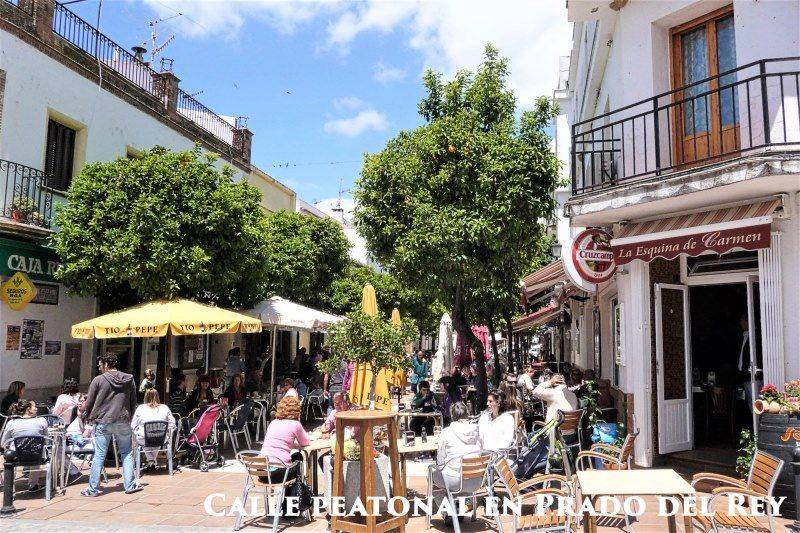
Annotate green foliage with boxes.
[736,429,756,478]
[319,311,418,376]
[261,210,350,307]
[355,44,559,313]
[320,261,445,335]
[52,146,271,309]
[354,45,561,398]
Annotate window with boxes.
[593,307,601,378]
[671,6,738,164]
[611,298,623,387]
[686,250,758,276]
[44,119,76,191]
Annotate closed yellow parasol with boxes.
[389,307,408,389]
[349,284,392,410]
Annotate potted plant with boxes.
[755,383,782,414]
[10,196,36,223]
[318,311,418,410]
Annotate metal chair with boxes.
[234,451,308,531]
[222,401,254,455]
[134,420,174,478]
[426,451,495,533]
[12,435,54,500]
[691,450,784,532]
[38,414,63,428]
[303,389,325,420]
[575,428,639,471]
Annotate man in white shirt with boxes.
[517,366,536,396]
[533,374,579,447]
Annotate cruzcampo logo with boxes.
[0,272,37,311]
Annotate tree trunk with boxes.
[451,285,488,407]
[487,318,501,383]
[502,312,516,374]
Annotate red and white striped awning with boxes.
[512,304,561,332]
[612,199,780,265]
[521,259,567,296]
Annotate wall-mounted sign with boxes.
[564,228,615,292]
[0,272,38,311]
[5,325,20,350]
[45,340,62,356]
[32,282,59,306]
[20,319,44,359]
[0,238,60,283]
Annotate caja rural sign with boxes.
[565,228,615,289]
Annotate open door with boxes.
[655,283,694,454]
[746,275,761,437]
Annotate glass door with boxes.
[672,7,739,165]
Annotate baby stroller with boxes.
[176,403,226,472]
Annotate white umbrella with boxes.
[432,312,453,381]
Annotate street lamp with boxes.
[551,241,563,260]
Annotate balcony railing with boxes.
[50,2,237,147]
[177,89,234,145]
[571,57,800,195]
[0,159,53,229]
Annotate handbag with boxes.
[281,478,313,515]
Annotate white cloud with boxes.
[137,0,571,105]
[373,61,407,84]
[325,0,572,106]
[333,96,366,112]
[324,109,388,137]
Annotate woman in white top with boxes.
[52,378,81,425]
[478,390,516,452]
[131,389,176,463]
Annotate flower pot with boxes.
[753,399,765,414]
[768,401,783,413]
[11,209,24,222]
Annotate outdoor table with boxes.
[575,468,695,533]
[396,435,439,484]
[302,436,333,495]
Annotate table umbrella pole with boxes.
[269,325,277,410]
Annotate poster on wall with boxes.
[45,340,62,356]
[5,325,20,350]
[20,319,44,359]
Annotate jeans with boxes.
[89,422,136,493]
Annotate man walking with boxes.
[81,352,140,496]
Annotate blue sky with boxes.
[69,0,570,203]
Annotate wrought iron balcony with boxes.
[571,57,800,195]
[0,159,54,230]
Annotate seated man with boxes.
[410,380,436,436]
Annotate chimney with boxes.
[131,45,147,62]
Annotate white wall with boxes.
[0,288,95,398]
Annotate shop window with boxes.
[593,307,601,378]
[612,298,623,387]
[44,119,76,191]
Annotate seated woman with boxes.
[259,396,309,482]
[434,401,480,492]
[438,376,462,426]
[222,374,246,408]
[1,381,25,415]
[131,390,176,466]
[277,378,298,401]
[0,399,48,491]
[186,375,215,414]
[53,378,81,425]
[478,390,516,452]
[410,380,436,436]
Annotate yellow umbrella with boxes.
[349,284,392,410]
[71,298,262,338]
[389,308,408,389]
[361,283,378,317]
[390,307,401,326]
[72,298,262,395]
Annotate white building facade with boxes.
[0,0,295,401]
[526,0,800,469]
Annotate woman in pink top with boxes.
[259,396,309,482]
